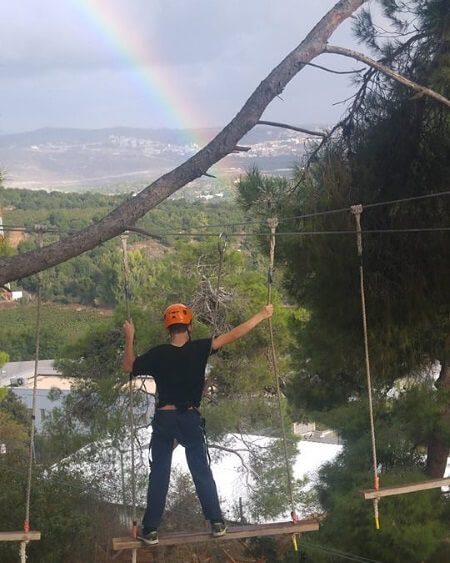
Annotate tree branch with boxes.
[300,60,366,75]
[325,44,450,108]
[257,120,326,137]
[209,444,260,481]
[0,0,367,285]
[299,33,430,170]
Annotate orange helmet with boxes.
[164,303,193,329]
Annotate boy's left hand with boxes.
[123,319,135,341]
[260,304,274,319]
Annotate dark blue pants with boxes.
[142,409,223,532]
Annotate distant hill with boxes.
[0,125,326,192]
[0,126,221,148]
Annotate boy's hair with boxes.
[168,323,191,336]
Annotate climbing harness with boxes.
[266,218,298,550]
[350,206,380,529]
[120,233,138,563]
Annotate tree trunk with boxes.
[0,0,367,286]
[426,340,450,478]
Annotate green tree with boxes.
[237,1,450,560]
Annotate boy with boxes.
[123,302,273,545]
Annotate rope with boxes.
[20,539,27,563]
[212,233,227,336]
[22,227,44,561]
[120,233,137,563]
[350,206,380,530]
[266,218,298,550]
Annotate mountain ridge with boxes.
[0,125,326,192]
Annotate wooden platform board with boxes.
[361,477,450,500]
[113,519,319,550]
[0,531,41,542]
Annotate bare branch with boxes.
[257,120,326,137]
[124,226,162,241]
[209,444,260,481]
[300,60,366,74]
[301,33,432,169]
[325,44,450,108]
[0,0,367,285]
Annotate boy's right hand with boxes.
[260,304,274,320]
[123,319,135,341]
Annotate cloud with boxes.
[0,0,364,132]
[1,0,357,74]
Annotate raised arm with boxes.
[211,305,273,351]
[123,319,136,373]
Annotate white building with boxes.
[0,360,72,430]
[0,360,157,431]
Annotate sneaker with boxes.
[211,522,227,537]
[137,529,159,545]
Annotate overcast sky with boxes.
[0,0,371,134]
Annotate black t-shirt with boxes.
[132,338,214,410]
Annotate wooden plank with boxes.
[0,531,41,541]
[361,477,450,500]
[112,519,319,550]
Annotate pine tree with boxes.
[238,1,449,559]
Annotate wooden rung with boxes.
[0,531,41,542]
[112,519,319,550]
[361,477,450,500]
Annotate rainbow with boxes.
[69,0,218,151]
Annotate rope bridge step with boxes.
[361,477,450,500]
[0,531,41,542]
[112,519,319,550]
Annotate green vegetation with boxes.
[0,304,112,360]
[1,186,250,306]
[1,2,449,560]
[237,1,450,561]
[0,186,244,238]
[0,392,126,563]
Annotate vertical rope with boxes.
[23,227,44,551]
[212,233,227,336]
[20,539,27,563]
[266,218,298,545]
[120,233,137,563]
[350,205,380,530]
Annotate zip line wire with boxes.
[2,225,449,237]
[133,188,450,232]
[1,189,449,237]
[125,226,450,238]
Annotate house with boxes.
[0,360,157,431]
[292,421,341,444]
[0,360,72,430]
